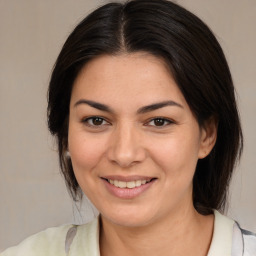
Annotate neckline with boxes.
[207,210,234,256]
[71,210,234,256]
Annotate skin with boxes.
[68,53,217,256]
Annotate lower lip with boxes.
[102,179,156,199]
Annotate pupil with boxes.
[154,119,164,126]
[93,118,103,125]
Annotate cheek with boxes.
[68,132,107,173]
[149,131,200,180]
[68,133,108,197]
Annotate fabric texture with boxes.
[1,211,255,255]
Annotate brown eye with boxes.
[92,117,104,125]
[154,118,165,126]
[147,118,172,127]
[83,116,109,127]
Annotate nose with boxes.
[106,123,147,168]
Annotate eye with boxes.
[82,116,110,127]
[146,118,173,127]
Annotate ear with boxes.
[198,116,218,159]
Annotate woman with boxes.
[2,0,255,255]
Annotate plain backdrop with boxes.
[0,0,255,252]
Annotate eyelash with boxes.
[82,116,110,127]
[82,116,174,129]
[145,117,174,127]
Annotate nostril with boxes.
[107,144,147,168]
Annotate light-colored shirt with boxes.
[1,210,256,255]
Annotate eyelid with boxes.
[145,117,175,127]
[81,116,175,128]
[81,116,111,127]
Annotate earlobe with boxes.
[65,150,71,158]
[198,117,218,159]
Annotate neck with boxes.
[99,205,214,256]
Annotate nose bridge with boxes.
[107,120,145,167]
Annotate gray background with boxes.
[0,0,255,252]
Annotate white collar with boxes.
[70,210,234,256]
[207,210,234,256]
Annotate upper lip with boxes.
[101,175,156,182]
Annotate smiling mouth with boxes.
[103,178,156,189]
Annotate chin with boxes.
[105,214,152,228]
[100,205,160,228]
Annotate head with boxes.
[48,0,243,215]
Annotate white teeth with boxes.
[135,180,142,187]
[118,181,126,188]
[127,181,136,188]
[107,179,150,188]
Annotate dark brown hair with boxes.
[47,0,243,215]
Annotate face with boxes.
[68,53,214,227]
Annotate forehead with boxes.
[71,53,188,109]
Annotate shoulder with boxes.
[0,224,73,256]
[233,223,256,256]
[0,217,100,256]
[209,210,256,256]
[67,217,100,255]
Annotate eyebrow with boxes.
[74,99,183,114]
[137,100,183,114]
[74,99,114,113]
